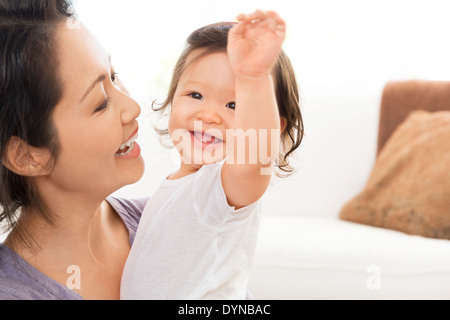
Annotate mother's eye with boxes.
[94,97,111,113]
[111,72,119,83]
[188,92,203,100]
[226,102,236,110]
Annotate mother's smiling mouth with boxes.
[116,129,139,156]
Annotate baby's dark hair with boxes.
[153,22,304,177]
[0,0,74,240]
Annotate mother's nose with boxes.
[118,91,141,124]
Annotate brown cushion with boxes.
[340,110,450,239]
[377,81,450,154]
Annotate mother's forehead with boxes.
[55,21,110,92]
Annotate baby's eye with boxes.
[226,102,236,110]
[189,92,203,100]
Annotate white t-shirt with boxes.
[120,161,262,300]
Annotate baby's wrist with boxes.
[234,73,273,88]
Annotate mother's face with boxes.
[48,21,145,198]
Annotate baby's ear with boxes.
[3,137,52,177]
[280,116,287,134]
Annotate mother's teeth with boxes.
[116,141,135,156]
[120,133,139,150]
[115,132,139,157]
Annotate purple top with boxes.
[0,197,148,300]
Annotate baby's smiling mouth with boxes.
[191,131,223,147]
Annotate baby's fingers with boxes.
[237,9,267,24]
[236,10,285,34]
[233,10,266,37]
[231,17,247,38]
[266,11,285,26]
[266,11,286,36]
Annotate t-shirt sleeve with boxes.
[0,291,20,300]
[191,162,261,228]
[0,286,23,301]
[106,196,149,245]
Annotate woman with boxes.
[0,0,147,299]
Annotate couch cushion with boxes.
[339,110,450,239]
[249,215,450,300]
[377,81,450,154]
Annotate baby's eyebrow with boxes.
[180,80,205,87]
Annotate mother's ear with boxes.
[3,137,52,177]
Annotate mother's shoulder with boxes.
[105,197,149,246]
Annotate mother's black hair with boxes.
[0,0,74,243]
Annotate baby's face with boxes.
[169,51,236,167]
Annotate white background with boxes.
[75,0,450,219]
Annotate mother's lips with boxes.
[116,128,139,156]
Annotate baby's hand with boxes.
[228,10,286,80]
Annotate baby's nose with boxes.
[197,109,223,125]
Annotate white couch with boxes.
[249,215,450,300]
[248,80,450,300]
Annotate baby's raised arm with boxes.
[222,10,286,209]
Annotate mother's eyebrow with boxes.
[79,55,112,103]
[79,74,106,103]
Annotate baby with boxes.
[121,10,303,300]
